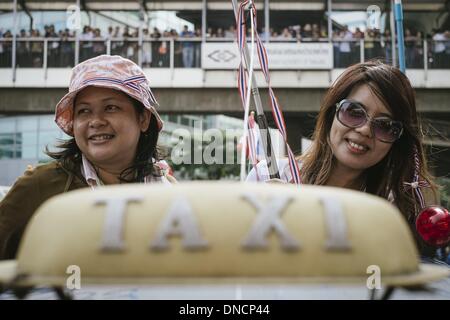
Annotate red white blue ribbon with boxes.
[403,147,429,209]
[247,112,260,179]
[82,75,158,106]
[235,0,301,184]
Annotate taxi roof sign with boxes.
[0,182,448,289]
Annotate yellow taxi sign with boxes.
[0,182,448,287]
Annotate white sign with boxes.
[202,42,333,70]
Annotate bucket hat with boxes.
[55,55,163,136]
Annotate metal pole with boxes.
[43,39,48,79]
[264,0,269,43]
[13,115,18,158]
[138,26,143,67]
[423,39,428,81]
[202,0,207,43]
[328,0,333,80]
[394,0,405,73]
[36,113,41,159]
[169,38,174,69]
[12,0,18,82]
[390,0,396,67]
[138,0,148,67]
[75,0,80,64]
[75,36,80,64]
[231,0,280,179]
[360,39,365,63]
[328,0,332,41]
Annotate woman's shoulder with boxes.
[1,161,86,217]
[0,162,65,217]
[0,162,76,260]
[20,161,67,180]
[10,161,74,193]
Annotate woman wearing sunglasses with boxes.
[247,60,439,254]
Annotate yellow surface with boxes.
[0,182,448,287]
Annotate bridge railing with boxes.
[1,37,449,73]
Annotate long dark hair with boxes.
[46,96,161,183]
[299,61,437,247]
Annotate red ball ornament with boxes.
[416,206,450,247]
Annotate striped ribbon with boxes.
[235,0,247,108]
[403,147,429,209]
[235,0,301,184]
[247,112,260,180]
[82,75,158,106]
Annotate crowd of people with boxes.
[206,23,328,40]
[0,24,203,68]
[332,27,450,68]
[0,23,449,69]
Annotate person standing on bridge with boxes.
[246,60,440,256]
[0,55,175,260]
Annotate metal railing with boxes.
[1,37,450,73]
[0,37,204,69]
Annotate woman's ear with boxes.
[140,110,151,132]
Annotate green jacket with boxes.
[0,161,88,260]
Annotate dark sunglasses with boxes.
[335,99,403,143]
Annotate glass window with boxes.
[20,132,38,146]
[21,145,38,159]
[168,114,178,123]
[0,119,16,133]
[181,116,190,126]
[17,116,38,132]
[0,144,15,159]
[38,131,61,149]
[38,115,60,131]
[0,133,15,145]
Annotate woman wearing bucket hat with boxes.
[0,55,175,260]
[247,60,447,258]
